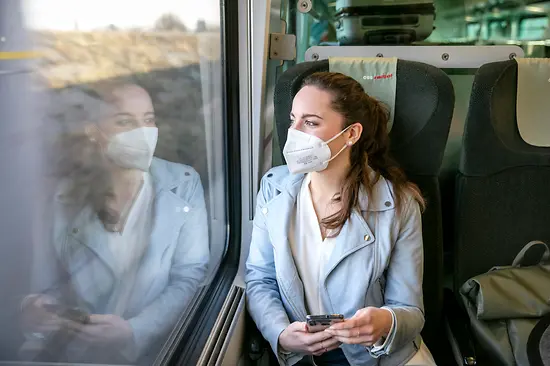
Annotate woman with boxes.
[245,72,435,366]
[20,83,210,364]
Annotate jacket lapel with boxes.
[263,176,308,319]
[128,188,185,306]
[64,208,117,310]
[127,161,189,308]
[323,176,395,282]
[67,207,116,276]
[322,210,375,282]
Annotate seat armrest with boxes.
[444,288,477,365]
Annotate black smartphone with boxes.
[42,304,90,324]
[306,314,344,332]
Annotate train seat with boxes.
[451,58,550,364]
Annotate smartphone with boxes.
[306,314,344,332]
[43,304,90,324]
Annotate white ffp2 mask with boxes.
[282,127,351,174]
[105,126,158,171]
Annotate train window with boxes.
[518,16,549,40]
[488,19,511,41]
[466,22,481,40]
[7,0,229,364]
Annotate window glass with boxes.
[467,22,481,40]
[11,0,226,364]
[488,19,511,41]
[519,16,548,40]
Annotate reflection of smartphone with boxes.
[306,314,344,333]
[43,304,90,324]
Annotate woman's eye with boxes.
[116,119,134,126]
[145,118,156,125]
[289,119,295,126]
[305,120,316,127]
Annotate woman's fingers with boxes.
[326,342,342,352]
[72,328,98,343]
[305,329,334,344]
[331,334,379,345]
[323,337,341,348]
[33,314,65,333]
[310,336,342,356]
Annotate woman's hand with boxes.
[71,314,133,346]
[279,322,341,356]
[324,307,392,347]
[20,294,65,334]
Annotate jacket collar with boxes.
[55,157,183,204]
[265,166,396,212]
[149,157,186,194]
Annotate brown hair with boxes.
[51,132,120,226]
[47,82,140,227]
[300,72,426,236]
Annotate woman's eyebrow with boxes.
[113,112,133,117]
[289,112,323,119]
[301,113,323,119]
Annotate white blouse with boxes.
[289,173,334,315]
[89,172,154,315]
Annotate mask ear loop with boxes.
[324,142,350,164]
[86,124,113,151]
[85,124,103,143]
[325,124,353,144]
[84,125,115,171]
[323,125,355,164]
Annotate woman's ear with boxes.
[347,122,363,145]
[84,124,99,143]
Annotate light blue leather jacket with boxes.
[245,165,424,366]
[29,157,210,362]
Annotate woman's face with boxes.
[290,85,345,142]
[94,84,156,142]
[290,85,361,156]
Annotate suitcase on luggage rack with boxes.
[334,0,436,45]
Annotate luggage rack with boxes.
[304,45,525,68]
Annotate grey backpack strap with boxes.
[512,240,550,267]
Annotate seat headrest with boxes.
[329,57,397,131]
[273,59,454,176]
[515,58,550,147]
[460,59,550,177]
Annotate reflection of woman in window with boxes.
[20,83,210,364]
[245,72,435,366]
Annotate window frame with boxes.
[155,0,242,365]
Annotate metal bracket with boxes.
[269,33,296,61]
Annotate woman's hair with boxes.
[51,131,118,225]
[300,71,426,236]
[48,82,137,226]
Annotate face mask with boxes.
[105,126,158,171]
[283,126,352,174]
